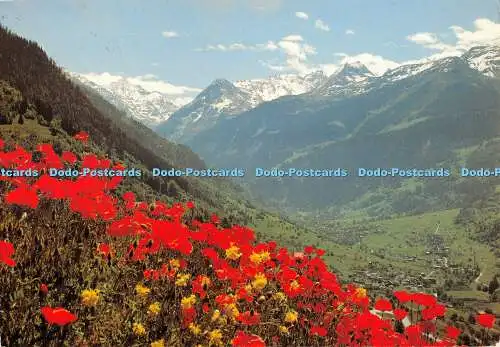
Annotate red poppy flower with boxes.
[310,325,327,337]
[411,293,437,307]
[41,307,77,326]
[393,308,407,320]
[97,243,112,258]
[445,326,461,339]
[476,313,495,328]
[0,240,16,267]
[73,131,89,143]
[186,201,195,209]
[421,304,446,320]
[39,283,49,295]
[231,330,265,347]
[61,151,77,164]
[237,311,261,325]
[304,245,314,254]
[5,185,39,208]
[210,213,220,224]
[393,290,411,303]
[374,298,392,312]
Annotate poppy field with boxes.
[0,131,498,346]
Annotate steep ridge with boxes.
[70,73,181,128]
[156,79,254,142]
[0,25,255,221]
[155,71,328,142]
[183,46,500,216]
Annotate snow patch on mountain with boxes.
[314,62,375,97]
[69,73,189,128]
[463,45,500,77]
[234,70,328,106]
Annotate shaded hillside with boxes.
[0,24,255,221]
[0,24,347,261]
[184,54,500,217]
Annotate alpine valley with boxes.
[74,43,500,324]
[153,45,500,219]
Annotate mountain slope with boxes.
[155,79,254,142]
[313,62,375,97]
[0,24,260,223]
[70,73,181,128]
[184,46,500,216]
[155,71,328,142]
[234,70,328,104]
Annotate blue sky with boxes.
[0,0,499,99]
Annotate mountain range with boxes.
[69,73,181,128]
[72,70,329,131]
[72,44,500,217]
[173,45,500,217]
[156,45,500,142]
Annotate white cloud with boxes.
[79,72,201,96]
[315,52,401,77]
[161,31,179,38]
[450,18,500,49]
[281,34,303,42]
[260,34,317,74]
[295,11,309,20]
[406,18,500,59]
[345,29,355,35]
[196,40,278,52]
[407,32,439,45]
[315,19,330,32]
[335,53,400,76]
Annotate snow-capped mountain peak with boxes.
[69,73,186,128]
[463,45,500,77]
[314,62,375,96]
[234,71,328,106]
[155,78,254,141]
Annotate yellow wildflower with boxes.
[80,289,100,307]
[169,258,181,270]
[189,323,201,335]
[208,329,223,346]
[273,292,287,301]
[252,273,267,291]
[175,273,191,287]
[355,287,367,299]
[284,310,298,323]
[259,251,271,262]
[211,309,221,322]
[181,294,197,310]
[223,303,240,319]
[200,275,211,288]
[289,280,300,290]
[151,339,165,347]
[225,244,242,260]
[132,322,146,336]
[249,251,270,264]
[249,252,261,264]
[279,325,289,334]
[135,283,151,297]
[148,302,161,316]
